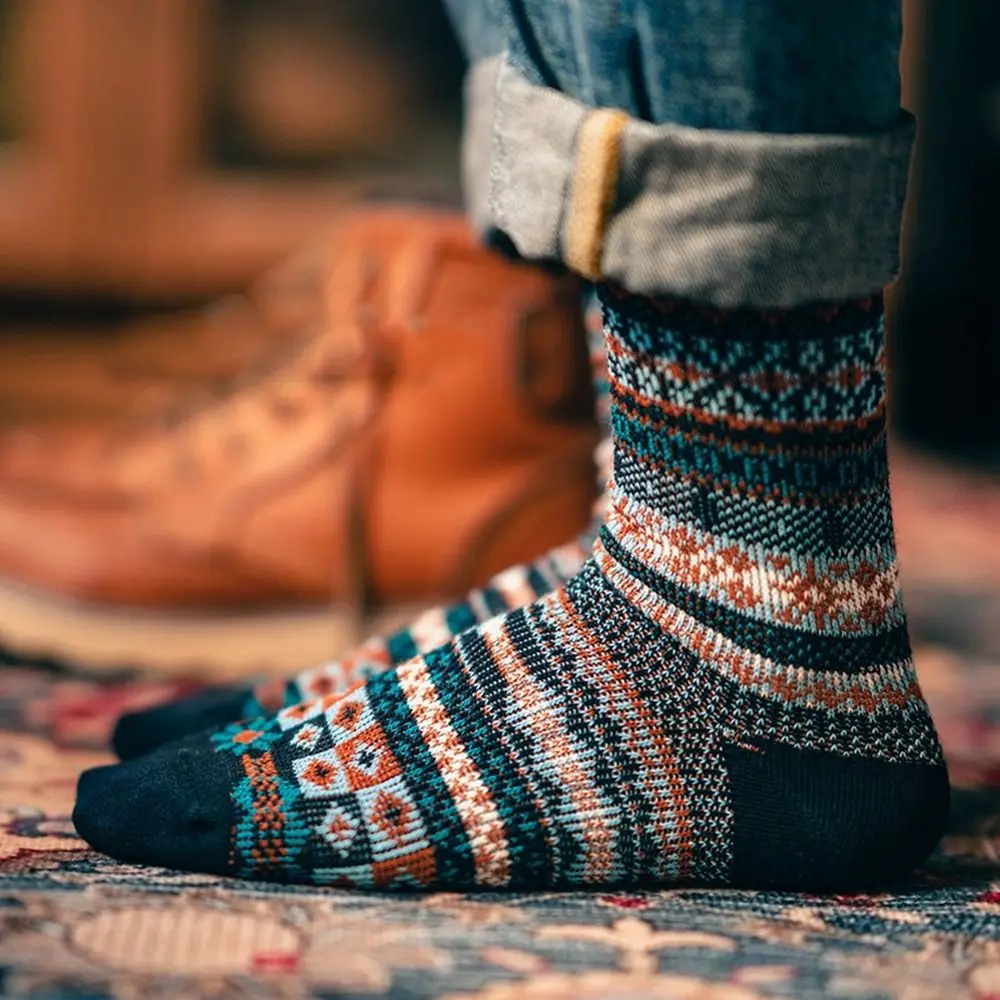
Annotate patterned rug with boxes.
[0,452,998,1000]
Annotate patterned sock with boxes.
[111,297,610,761]
[78,288,949,891]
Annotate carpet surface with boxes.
[0,451,997,1000]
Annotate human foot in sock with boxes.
[111,534,596,760]
[77,290,949,891]
[110,302,610,761]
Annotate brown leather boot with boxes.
[0,206,598,678]
[0,245,328,421]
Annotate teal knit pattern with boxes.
[78,287,949,891]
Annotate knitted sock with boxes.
[111,298,610,761]
[77,288,949,890]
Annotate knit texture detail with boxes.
[81,288,948,891]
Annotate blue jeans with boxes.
[442,0,911,308]
[445,0,901,134]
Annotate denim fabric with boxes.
[445,0,910,307]
[441,0,505,63]
[445,0,901,135]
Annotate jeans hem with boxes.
[464,55,913,308]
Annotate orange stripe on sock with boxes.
[480,610,616,883]
[553,589,694,880]
[395,657,512,887]
[604,490,904,634]
[595,540,921,715]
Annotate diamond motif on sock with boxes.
[293,750,349,798]
[335,729,400,791]
[276,699,325,731]
[357,775,428,858]
[325,691,376,740]
[317,800,363,855]
[289,723,323,754]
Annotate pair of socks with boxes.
[76,285,949,891]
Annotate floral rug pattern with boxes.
[0,627,996,1000]
[0,453,998,1000]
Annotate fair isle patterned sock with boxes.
[111,295,610,761]
[79,288,949,890]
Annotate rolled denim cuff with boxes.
[464,55,914,308]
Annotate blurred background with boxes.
[0,0,994,680]
[0,0,992,450]
[0,0,465,297]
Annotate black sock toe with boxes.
[75,737,237,874]
[112,686,254,760]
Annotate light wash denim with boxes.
[442,0,911,308]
